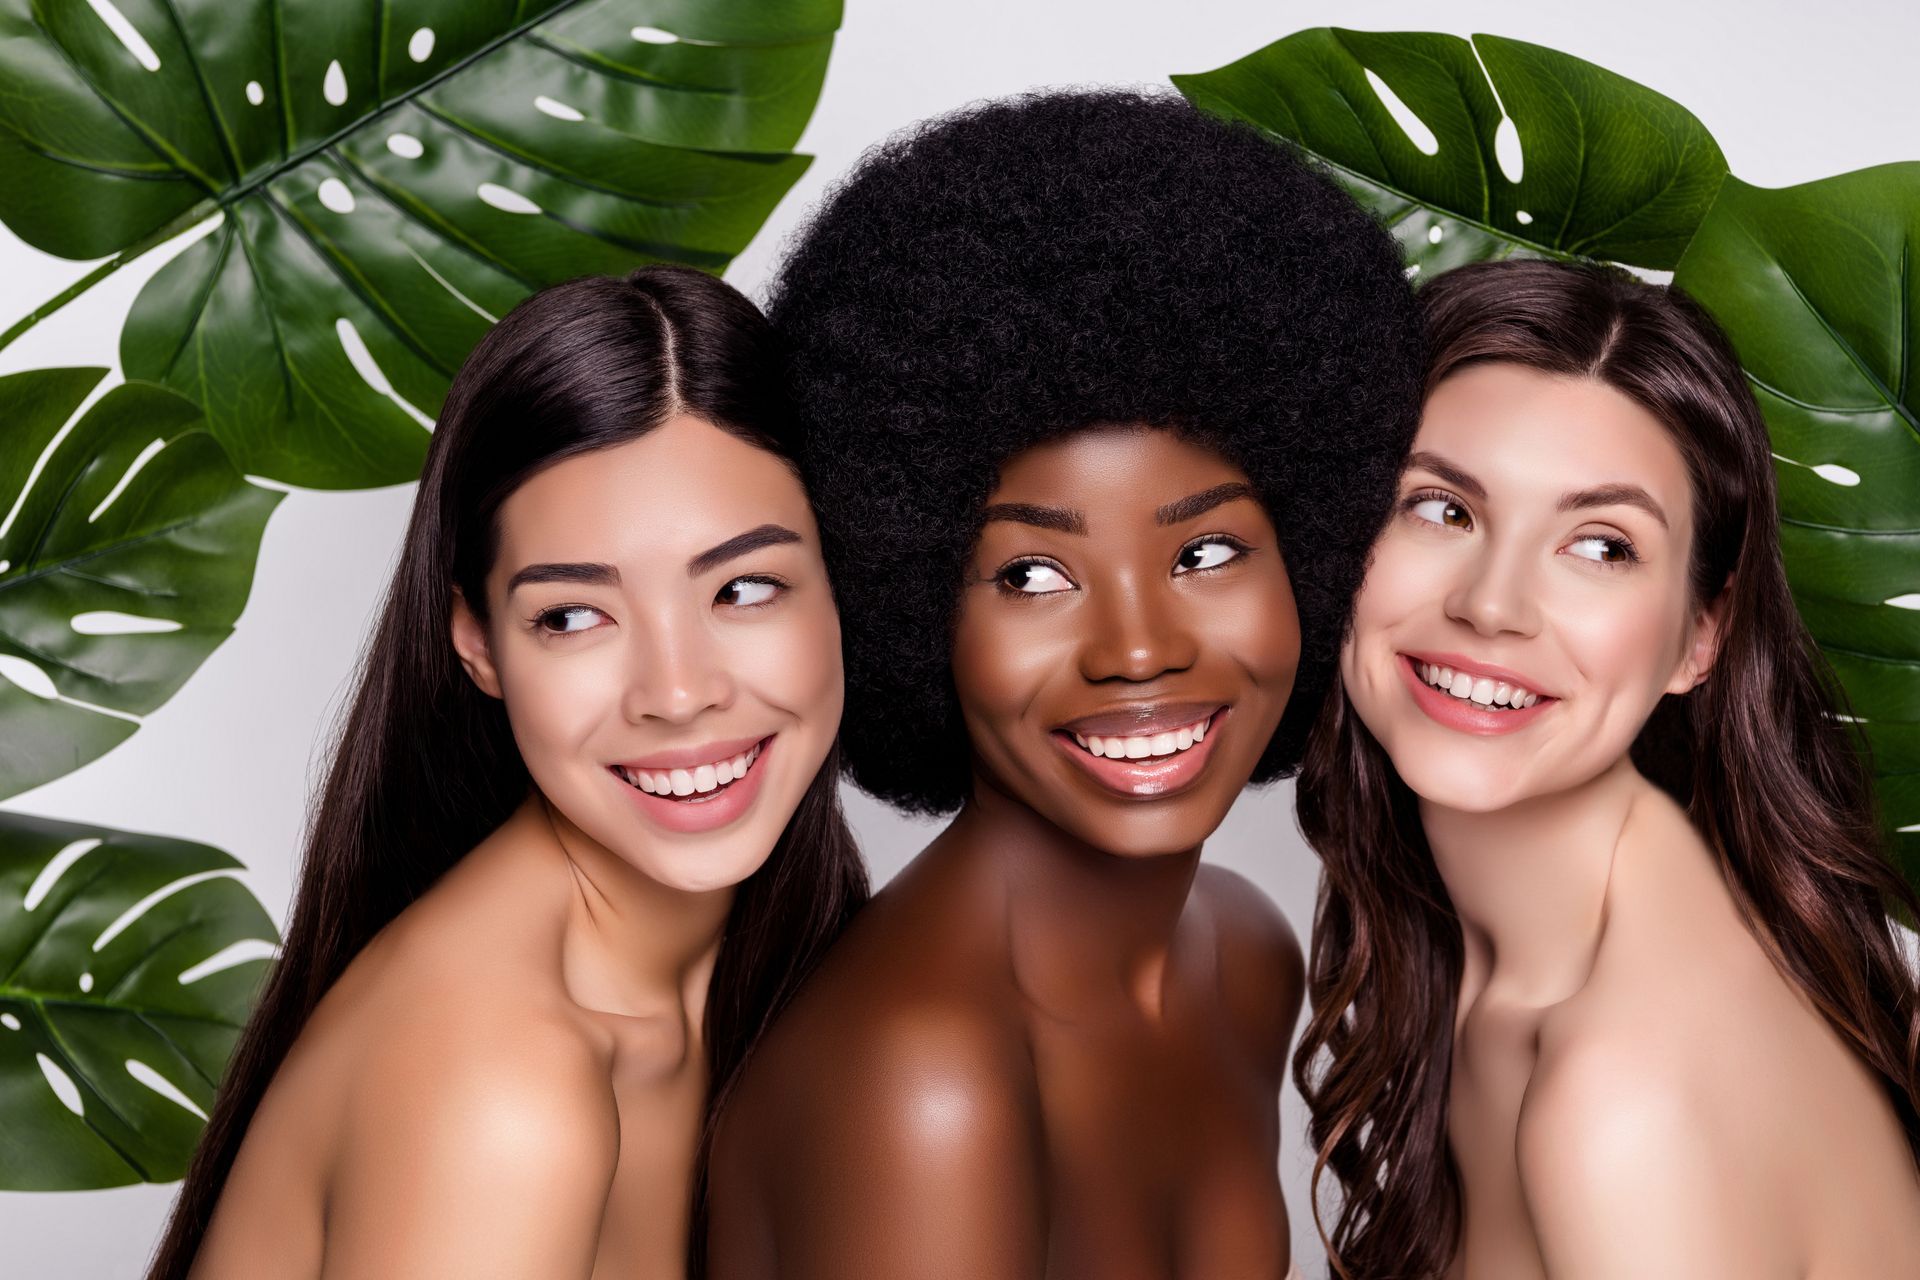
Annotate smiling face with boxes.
[950,425,1300,858]
[1343,362,1723,815]
[449,414,843,893]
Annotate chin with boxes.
[630,842,776,895]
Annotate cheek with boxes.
[952,596,1071,722]
[1558,581,1690,696]
[1209,572,1301,683]
[495,642,623,761]
[733,599,845,723]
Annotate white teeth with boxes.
[621,742,761,798]
[1074,715,1212,761]
[637,772,658,794]
[716,759,736,784]
[693,764,718,793]
[670,768,695,796]
[1414,659,1541,710]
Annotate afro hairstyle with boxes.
[771,89,1423,815]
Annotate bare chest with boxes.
[589,1029,708,1279]
[1030,1020,1290,1279]
[1447,1002,1549,1280]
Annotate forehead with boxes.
[492,414,811,565]
[988,425,1250,504]
[1417,364,1690,506]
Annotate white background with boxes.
[2,0,1915,1274]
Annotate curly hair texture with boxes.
[771,89,1424,814]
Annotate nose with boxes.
[1077,573,1200,684]
[1442,536,1542,639]
[620,609,736,725]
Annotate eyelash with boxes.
[990,534,1253,597]
[1400,488,1641,569]
[527,575,792,633]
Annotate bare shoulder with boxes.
[710,872,1045,1279]
[1193,863,1304,1068]
[1516,998,1777,1275]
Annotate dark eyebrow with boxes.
[1156,482,1258,526]
[980,503,1087,535]
[1559,484,1669,529]
[506,562,619,594]
[1404,451,1487,500]
[687,523,803,577]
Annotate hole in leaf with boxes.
[179,938,281,984]
[323,60,348,106]
[1363,69,1439,156]
[88,436,166,522]
[0,560,9,574]
[24,839,103,911]
[535,95,585,123]
[318,177,356,214]
[70,612,183,635]
[477,182,542,215]
[78,972,93,993]
[387,133,424,159]
[1812,463,1860,486]
[246,80,264,106]
[1885,594,1920,610]
[0,654,58,700]
[408,27,435,62]
[1427,225,1444,245]
[631,26,677,43]
[92,870,241,954]
[1494,117,1524,183]
[85,0,160,71]
[126,1060,207,1120]
[335,318,435,429]
[1405,263,1420,277]
[37,1054,84,1116]
[1,1014,19,1031]
[1516,210,1534,225]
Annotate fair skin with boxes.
[1342,362,1920,1278]
[189,415,843,1279]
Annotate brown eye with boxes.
[717,576,784,608]
[1409,495,1473,530]
[1173,537,1246,574]
[535,605,606,634]
[1567,534,1638,566]
[998,560,1073,594]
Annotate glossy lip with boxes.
[1402,651,1558,700]
[1052,707,1228,799]
[610,734,775,834]
[1057,700,1224,738]
[613,732,768,773]
[1398,655,1555,736]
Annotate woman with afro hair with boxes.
[703,90,1422,1278]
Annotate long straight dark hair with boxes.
[147,266,868,1279]
[1294,258,1920,1279]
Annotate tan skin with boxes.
[709,425,1306,1279]
[1343,364,1920,1278]
[189,416,844,1279]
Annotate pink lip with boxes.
[1399,655,1555,736]
[609,735,775,834]
[1402,651,1555,698]
[1052,708,1228,798]
[614,733,767,772]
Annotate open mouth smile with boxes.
[607,734,776,835]
[1052,706,1227,798]
[1398,653,1556,735]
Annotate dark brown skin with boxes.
[708,425,1307,1279]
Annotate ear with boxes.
[1666,576,1731,695]
[450,587,504,699]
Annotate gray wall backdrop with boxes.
[2,0,1914,1274]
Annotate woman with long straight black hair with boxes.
[146,266,867,1279]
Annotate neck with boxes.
[530,795,736,1028]
[957,772,1201,1020]
[1423,754,1646,1006]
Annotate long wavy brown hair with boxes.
[1293,258,1920,1279]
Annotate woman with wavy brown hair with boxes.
[1295,257,1920,1278]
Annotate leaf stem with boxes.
[0,201,219,356]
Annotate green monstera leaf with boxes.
[1173,28,1728,277]
[0,368,279,799]
[1674,165,1920,882]
[0,0,840,488]
[0,811,279,1188]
